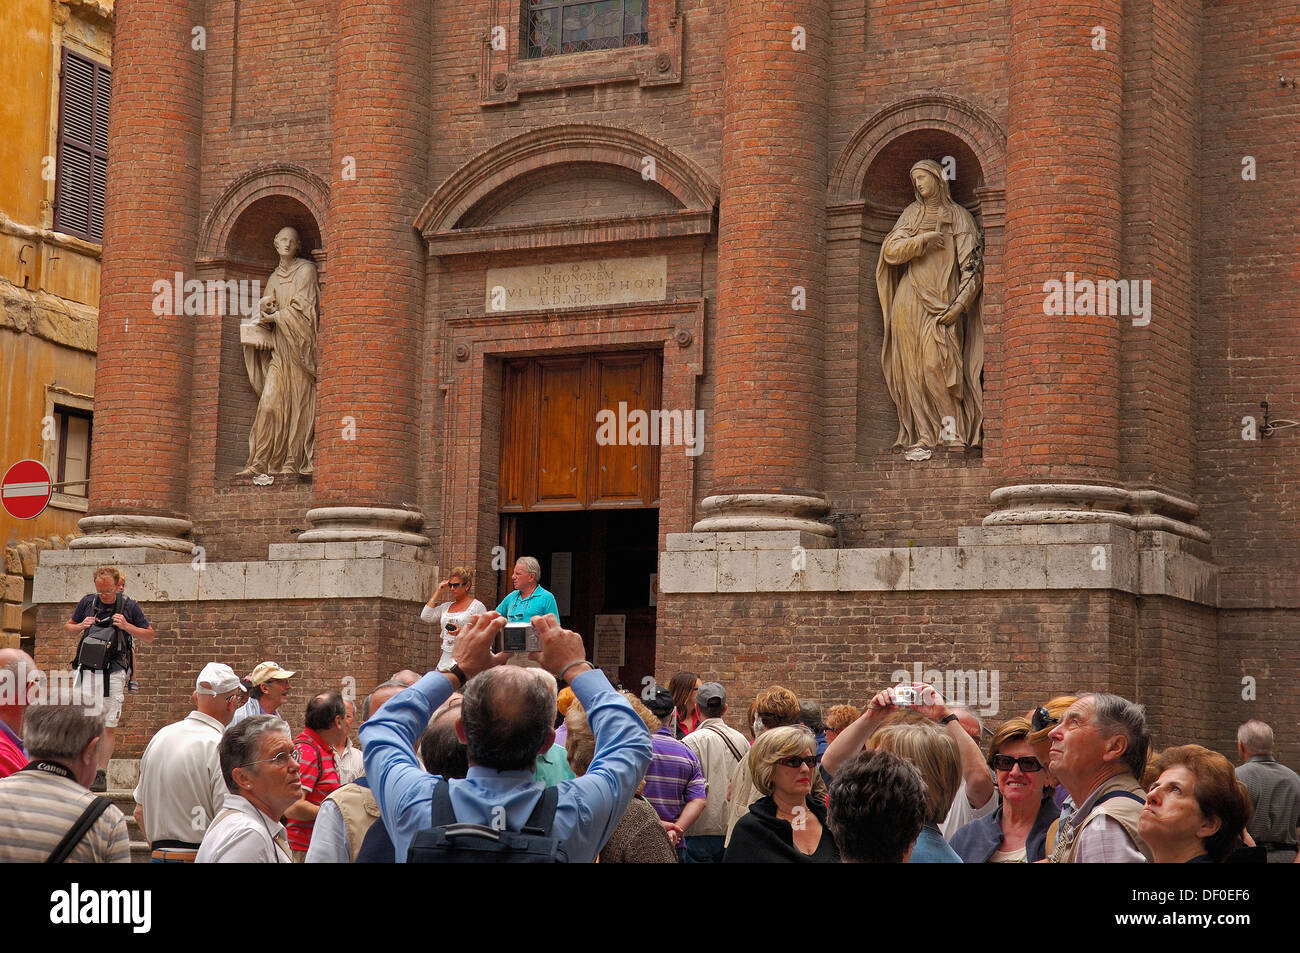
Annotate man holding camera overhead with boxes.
[360,612,651,863]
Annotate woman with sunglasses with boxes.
[724,725,839,863]
[951,716,1060,862]
[420,567,487,671]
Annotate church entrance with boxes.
[497,351,662,689]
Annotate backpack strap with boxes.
[46,796,113,863]
[430,781,457,827]
[1095,790,1145,807]
[429,782,558,835]
[521,785,559,835]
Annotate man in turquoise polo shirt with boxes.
[496,557,560,622]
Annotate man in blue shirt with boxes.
[495,556,560,622]
[361,612,650,863]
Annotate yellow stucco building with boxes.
[0,0,112,648]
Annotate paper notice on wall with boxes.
[551,552,572,615]
[593,614,626,669]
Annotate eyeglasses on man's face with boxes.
[241,749,300,769]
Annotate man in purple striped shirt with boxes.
[643,686,707,849]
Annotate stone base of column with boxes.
[692,494,835,538]
[69,515,195,553]
[297,507,430,547]
[983,484,1209,544]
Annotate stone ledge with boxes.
[660,531,1217,605]
[32,554,438,604]
[666,531,835,552]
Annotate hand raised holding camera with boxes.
[528,614,591,682]
[449,611,511,682]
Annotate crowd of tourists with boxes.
[0,559,1297,864]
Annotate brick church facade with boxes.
[31,1,1299,763]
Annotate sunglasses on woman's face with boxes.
[775,755,818,769]
[991,754,1044,773]
[1030,707,1059,732]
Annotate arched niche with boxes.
[828,96,1006,465]
[197,169,327,480]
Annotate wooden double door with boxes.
[499,351,661,512]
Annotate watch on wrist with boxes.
[441,663,467,688]
[940,713,959,725]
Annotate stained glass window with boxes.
[523,0,648,59]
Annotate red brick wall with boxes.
[36,598,437,757]
[657,589,1236,760]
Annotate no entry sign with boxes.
[2,459,54,520]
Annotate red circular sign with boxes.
[2,459,54,520]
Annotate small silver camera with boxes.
[499,621,541,654]
[890,684,918,706]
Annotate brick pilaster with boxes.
[304,1,431,544]
[700,0,832,533]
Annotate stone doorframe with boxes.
[438,300,706,590]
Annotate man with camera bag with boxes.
[361,611,652,863]
[65,566,155,792]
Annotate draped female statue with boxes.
[875,159,984,462]
[237,227,319,478]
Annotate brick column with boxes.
[695,0,833,537]
[299,1,430,546]
[71,0,202,552]
[988,0,1130,528]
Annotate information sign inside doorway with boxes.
[485,256,667,313]
[593,614,626,668]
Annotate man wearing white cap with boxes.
[133,662,245,862]
[229,661,296,728]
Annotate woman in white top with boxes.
[420,566,486,669]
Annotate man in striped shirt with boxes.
[284,690,347,860]
[642,686,706,850]
[0,703,129,863]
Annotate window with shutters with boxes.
[53,48,110,244]
[522,0,648,58]
[53,406,93,499]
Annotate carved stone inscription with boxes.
[485,255,667,313]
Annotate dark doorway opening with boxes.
[499,509,658,691]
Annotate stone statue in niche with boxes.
[237,226,318,479]
[876,159,984,462]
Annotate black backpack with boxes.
[406,783,567,863]
[72,594,131,695]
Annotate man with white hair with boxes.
[133,662,245,862]
[0,648,38,777]
[0,703,129,862]
[1236,719,1300,862]
[196,714,302,863]
[494,556,559,623]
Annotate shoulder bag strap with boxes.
[1095,790,1145,806]
[46,796,113,863]
[702,723,745,763]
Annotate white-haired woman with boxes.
[724,726,839,863]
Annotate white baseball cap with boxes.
[195,662,242,695]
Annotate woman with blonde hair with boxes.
[420,567,486,670]
[870,720,963,862]
[724,725,839,863]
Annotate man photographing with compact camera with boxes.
[360,611,651,863]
